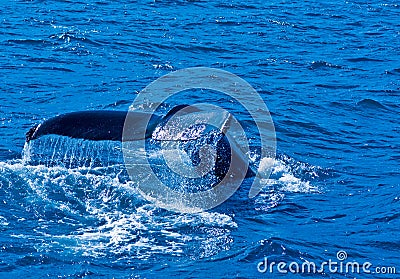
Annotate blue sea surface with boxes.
[1,0,400,278]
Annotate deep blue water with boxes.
[1,0,400,278]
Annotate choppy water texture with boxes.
[1,1,400,278]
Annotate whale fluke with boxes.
[25,106,256,179]
[26,110,162,142]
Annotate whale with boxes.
[25,106,256,179]
[26,105,189,143]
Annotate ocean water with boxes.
[1,0,400,278]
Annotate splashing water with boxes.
[0,132,321,268]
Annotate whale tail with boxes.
[25,106,256,178]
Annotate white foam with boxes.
[257,156,320,194]
[2,143,324,259]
